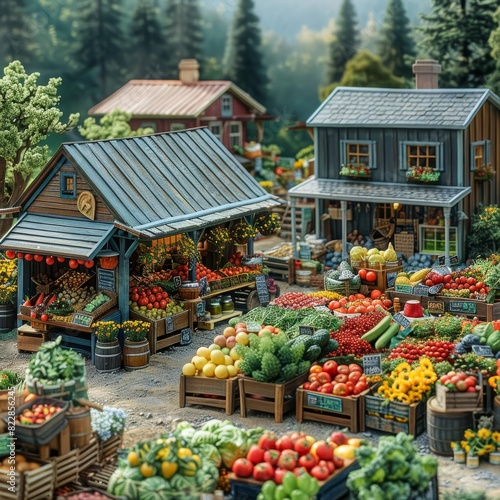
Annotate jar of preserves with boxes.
[221,295,234,314]
[208,299,222,318]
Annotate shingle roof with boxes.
[307,87,500,129]
[88,80,266,117]
[57,128,281,239]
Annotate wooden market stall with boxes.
[0,127,283,357]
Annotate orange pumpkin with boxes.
[100,256,118,269]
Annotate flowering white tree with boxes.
[0,60,79,234]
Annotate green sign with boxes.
[395,284,414,294]
[306,393,343,412]
[448,301,477,314]
[72,312,93,327]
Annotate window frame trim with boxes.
[228,121,242,149]
[60,172,77,199]
[399,141,444,171]
[221,93,233,118]
[208,120,223,142]
[470,140,491,171]
[340,139,377,169]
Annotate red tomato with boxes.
[320,382,333,393]
[40,313,48,322]
[159,299,167,309]
[345,381,354,395]
[246,445,265,465]
[323,360,339,376]
[5,250,15,259]
[294,438,312,456]
[365,271,377,282]
[334,374,348,383]
[131,293,140,302]
[333,383,347,395]
[258,433,277,451]
[317,372,332,385]
[358,269,367,280]
[310,465,330,481]
[353,381,368,394]
[298,453,317,470]
[273,468,287,485]
[464,376,477,388]
[232,458,253,478]
[348,371,361,383]
[337,365,349,375]
[348,363,362,373]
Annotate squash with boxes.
[100,256,118,269]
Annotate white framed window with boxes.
[221,94,233,117]
[340,140,376,169]
[470,140,490,170]
[399,141,443,171]
[209,121,223,142]
[170,123,186,132]
[229,122,242,148]
[140,122,157,132]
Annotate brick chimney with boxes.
[412,59,441,89]
[178,59,199,83]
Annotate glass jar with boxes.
[208,299,222,318]
[221,295,234,314]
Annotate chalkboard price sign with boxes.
[433,265,451,275]
[299,243,311,260]
[196,300,205,317]
[471,345,494,357]
[165,316,174,334]
[180,328,192,346]
[438,255,459,266]
[387,272,398,288]
[393,312,412,328]
[97,268,116,292]
[299,325,315,336]
[173,276,182,288]
[428,283,444,295]
[413,284,429,297]
[395,284,413,294]
[255,274,270,305]
[72,312,93,327]
[363,354,382,376]
[448,301,477,314]
[306,393,342,412]
[428,301,445,314]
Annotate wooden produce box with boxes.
[98,433,123,464]
[0,388,23,413]
[238,371,309,423]
[76,290,118,322]
[353,265,403,291]
[435,375,483,412]
[78,433,99,474]
[0,460,54,500]
[51,448,79,488]
[229,458,358,500]
[129,309,190,354]
[179,374,239,415]
[296,387,369,433]
[364,391,426,436]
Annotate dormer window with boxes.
[60,172,76,198]
[221,94,233,117]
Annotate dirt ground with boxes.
[2,235,500,498]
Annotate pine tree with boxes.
[419,0,497,88]
[0,0,33,68]
[225,0,269,104]
[69,0,128,101]
[377,0,415,81]
[487,6,500,94]
[164,0,203,78]
[130,0,168,79]
[326,0,359,84]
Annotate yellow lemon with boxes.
[235,332,249,346]
[210,349,226,365]
[234,359,242,372]
[214,364,229,379]
[202,362,216,377]
[224,355,234,366]
[193,356,208,371]
[209,343,221,351]
[182,363,196,376]
[197,346,211,360]
[230,348,240,361]
[227,365,237,378]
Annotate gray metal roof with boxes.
[288,177,471,208]
[0,214,115,259]
[61,128,281,239]
[307,87,500,129]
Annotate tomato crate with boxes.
[238,371,309,423]
[364,391,426,437]
[229,458,358,500]
[435,373,483,412]
[353,265,403,290]
[0,459,54,500]
[296,387,369,433]
[129,309,190,354]
[179,375,239,415]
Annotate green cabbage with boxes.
[198,443,222,468]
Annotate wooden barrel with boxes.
[123,339,150,371]
[66,406,92,448]
[295,270,312,287]
[94,340,122,373]
[0,303,15,333]
[427,397,473,456]
[26,374,88,402]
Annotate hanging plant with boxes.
[254,213,281,236]
[231,221,257,245]
[175,234,200,266]
[136,243,169,275]
[205,226,231,254]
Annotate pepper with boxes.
[275,485,288,500]
[261,480,276,500]
[297,473,319,496]
[291,491,310,500]
[282,471,298,496]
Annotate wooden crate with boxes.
[0,388,23,413]
[0,460,54,500]
[197,310,242,330]
[129,309,190,354]
[19,421,71,461]
[77,433,99,474]
[296,387,369,433]
[238,372,309,423]
[353,265,403,291]
[17,324,48,353]
[364,391,426,436]
[329,207,353,221]
[179,375,239,415]
[82,462,117,492]
[435,376,483,412]
[51,448,79,488]
[98,433,123,464]
[262,255,295,285]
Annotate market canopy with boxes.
[0,213,116,259]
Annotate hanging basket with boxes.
[370,223,395,251]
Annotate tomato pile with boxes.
[170,263,220,282]
[17,402,63,425]
[328,311,385,357]
[129,285,171,309]
[222,264,262,277]
[357,268,378,283]
[387,339,455,363]
[303,360,369,396]
[328,292,392,314]
[434,270,490,299]
[272,292,330,310]
[437,371,479,393]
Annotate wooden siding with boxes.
[28,162,115,222]
[203,94,252,118]
[316,127,459,185]
[130,118,197,133]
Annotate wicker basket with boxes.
[178,283,200,300]
[77,290,118,319]
[370,223,395,251]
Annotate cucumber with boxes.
[361,314,392,343]
[375,323,400,350]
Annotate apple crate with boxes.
[0,459,54,500]
[229,458,358,500]
[129,309,190,354]
[238,371,309,423]
[296,387,370,433]
[179,375,239,416]
[364,390,426,437]
[435,373,483,412]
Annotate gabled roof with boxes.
[88,80,266,118]
[307,87,500,129]
[17,128,281,240]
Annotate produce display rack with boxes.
[435,374,483,412]
[80,462,117,491]
[296,387,370,433]
[17,324,48,353]
[77,433,100,474]
[197,310,242,330]
[98,433,123,464]
[51,448,79,489]
[353,264,403,291]
[19,420,71,460]
[179,374,240,415]
[229,458,359,500]
[0,460,54,500]
[238,371,309,423]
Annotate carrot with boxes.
[34,293,45,306]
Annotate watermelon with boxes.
[107,467,142,497]
[138,476,172,500]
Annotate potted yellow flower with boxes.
[121,320,150,371]
[92,321,121,373]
